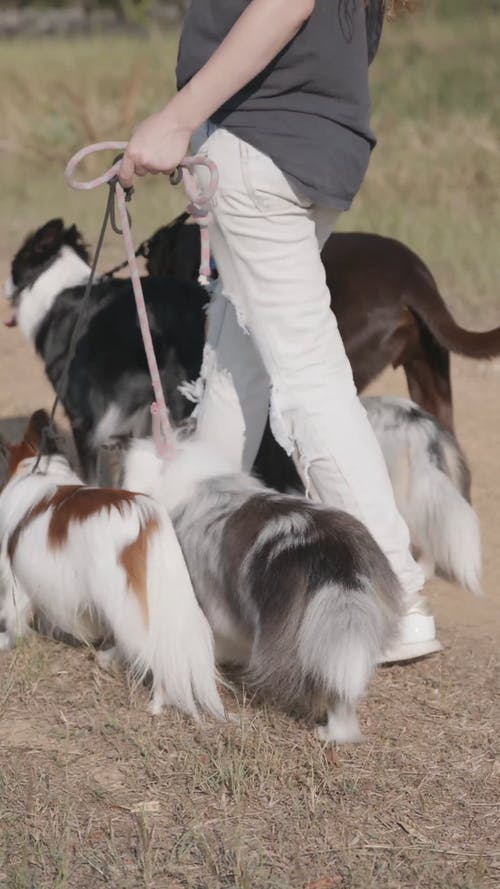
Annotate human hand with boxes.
[118,107,191,189]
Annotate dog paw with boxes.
[95,646,119,673]
[417,555,436,581]
[0,631,14,651]
[149,690,165,716]
[316,711,364,746]
[316,722,335,744]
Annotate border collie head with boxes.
[4,219,91,333]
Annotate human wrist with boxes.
[159,82,205,136]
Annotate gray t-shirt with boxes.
[177,1,384,210]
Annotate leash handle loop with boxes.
[65,141,127,191]
[65,145,217,286]
[65,144,218,202]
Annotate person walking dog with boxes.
[119,0,441,662]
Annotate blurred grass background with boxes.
[0,0,499,323]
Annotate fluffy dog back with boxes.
[128,438,402,743]
[176,481,401,735]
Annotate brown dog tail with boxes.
[406,262,500,359]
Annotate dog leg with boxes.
[95,645,120,672]
[0,632,13,651]
[0,574,14,650]
[149,686,166,716]
[417,553,436,581]
[316,700,364,745]
[1,581,32,646]
[404,352,454,435]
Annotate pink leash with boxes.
[65,142,218,458]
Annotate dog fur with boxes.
[103,388,482,598]
[363,396,482,595]
[146,214,500,434]
[5,220,482,595]
[0,411,225,721]
[4,218,207,481]
[122,434,402,744]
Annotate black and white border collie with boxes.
[4,219,207,481]
[122,433,402,744]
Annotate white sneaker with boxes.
[380,595,443,664]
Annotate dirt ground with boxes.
[0,260,499,888]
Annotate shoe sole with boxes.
[379,638,444,665]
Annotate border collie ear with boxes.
[167,211,190,230]
[65,224,91,264]
[34,219,65,254]
[25,410,65,458]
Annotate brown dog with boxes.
[145,214,500,434]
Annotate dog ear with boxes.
[167,211,190,230]
[34,219,65,254]
[23,409,51,450]
[23,410,67,463]
[5,411,64,477]
[65,224,91,264]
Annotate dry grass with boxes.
[0,30,185,273]
[1,4,500,888]
[0,628,498,889]
[344,7,500,327]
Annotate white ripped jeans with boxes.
[191,125,425,603]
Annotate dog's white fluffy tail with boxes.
[296,578,399,743]
[108,501,225,720]
[396,454,482,595]
[144,515,226,719]
[298,582,394,700]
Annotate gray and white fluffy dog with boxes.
[122,435,402,744]
[363,397,482,595]
[94,394,480,743]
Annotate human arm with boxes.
[119,0,315,187]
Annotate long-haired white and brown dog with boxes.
[121,434,402,744]
[0,411,225,721]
